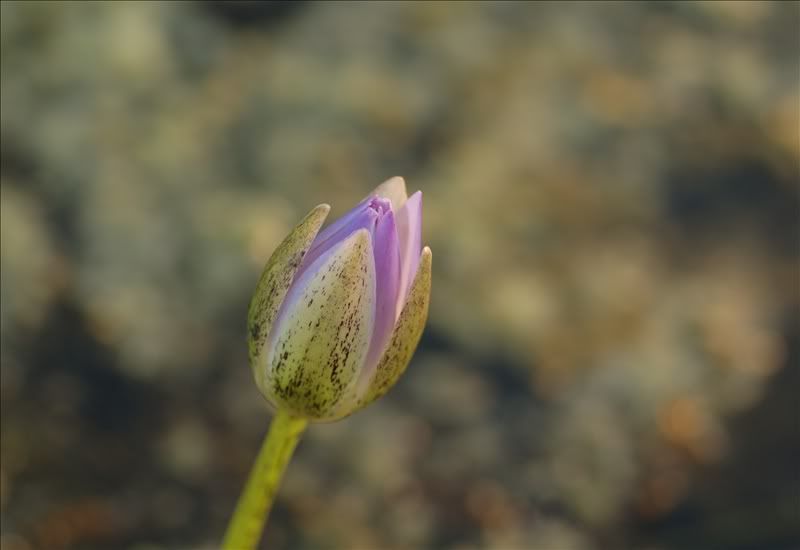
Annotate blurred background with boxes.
[1,2,798,549]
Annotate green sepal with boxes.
[248,204,330,390]
[261,229,375,420]
[355,246,432,411]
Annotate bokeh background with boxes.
[1,2,798,549]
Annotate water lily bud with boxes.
[248,177,431,421]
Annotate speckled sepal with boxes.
[248,204,330,390]
[355,246,432,411]
[261,229,376,420]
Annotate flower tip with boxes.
[313,203,331,215]
[373,177,408,211]
[384,175,406,187]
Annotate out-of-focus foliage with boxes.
[1,2,797,549]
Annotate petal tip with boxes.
[385,175,406,187]
[313,203,331,216]
[373,177,408,211]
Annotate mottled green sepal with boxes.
[261,229,376,420]
[248,204,330,388]
[356,246,431,410]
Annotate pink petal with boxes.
[362,208,401,383]
[394,190,422,315]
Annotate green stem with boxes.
[222,409,308,550]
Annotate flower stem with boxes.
[222,409,308,550]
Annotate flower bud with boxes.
[248,177,431,421]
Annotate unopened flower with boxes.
[247,177,431,421]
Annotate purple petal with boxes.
[296,198,378,279]
[362,208,401,381]
[312,196,372,245]
[394,191,422,315]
